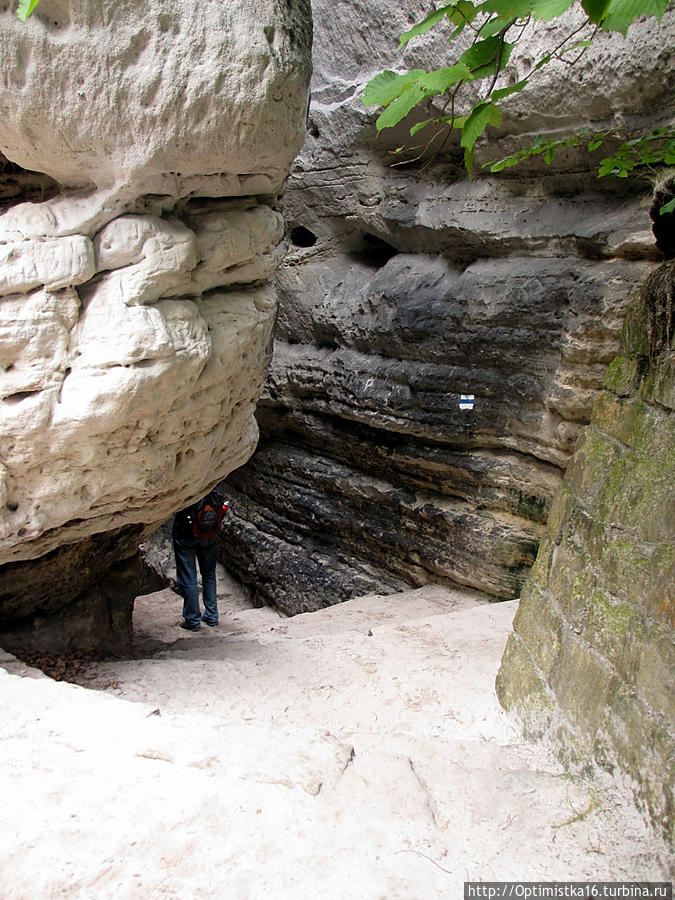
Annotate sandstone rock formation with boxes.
[0,0,311,652]
[219,0,672,613]
[497,260,675,844]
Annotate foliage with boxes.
[363,0,672,182]
[16,0,42,21]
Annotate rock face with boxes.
[0,0,312,652]
[220,0,672,613]
[496,261,675,843]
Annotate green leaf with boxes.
[448,0,478,25]
[458,36,504,70]
[461,101,500,151]
[16,0,42,20]
[601,0,669,34]
[363,70,425,107]
[478,0,530,14]
[530,0,574,19]
[491,78,529,101]
[489,155,520,171]
[376,83,426,131]
[581,0,612,23]
[478,15,516,37]
[399,6,454,48]
[587,138,604,151]
[418,63,472,94]
[410,118,435,137]
[459,36,514,81]
[659,198,675,215]
[464,145,475,176]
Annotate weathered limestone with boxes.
[497,261,675,843]
[219,0,672,614]
[0,0,312,651]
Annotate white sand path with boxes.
[0,581,672,899]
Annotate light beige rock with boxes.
[0,0,312,621]
[0,1,312,194]
[0,235,94,295]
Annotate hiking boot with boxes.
[179,621,201,632]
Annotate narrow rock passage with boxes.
[0,585,671,898]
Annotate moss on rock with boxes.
[497,260,674,842]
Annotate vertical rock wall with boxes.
[220,0,672,613]
[497,261,674,843]
[0,0,312,652]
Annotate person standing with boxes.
[172,490,230,631]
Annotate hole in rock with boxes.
[349,232,400,269]
[3,390,40,404]
[0,152,60,214]
[290,226,317,248]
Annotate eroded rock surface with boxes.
[0,0,312,651]
[220,0,672,613]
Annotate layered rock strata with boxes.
[0,0,311,652]
[220,0,672,613]
[497,261,675,843]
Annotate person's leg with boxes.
[196,538,218,625]
[174,535,202,630]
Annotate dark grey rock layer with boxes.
[218,0,672,614]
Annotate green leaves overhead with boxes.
[363,0,672,184]
[362,70,426,108]
[580,0,612,22]
[601,0,669,34]
[529,0,575,18]
[398,5,456,48]
[582,0,669,31]
[375,84,427,131]
[461,101,502,173]
[16,0,42,20]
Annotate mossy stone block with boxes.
[546,482,577,544]
[526,532,554,590]
[594,450,674,545]
[550,631,618,736]
[548,539,594,631]
[619,294,651,357]
[582,588,640,683]
[512,583,563,679]
[603,692,674,844]
[496,633,556,737]
[592,393,662,452]
[603,354,640,397]
[563,423,624,504]
[642,350,674,410]
[645,542,675,627]
[590,530,652,609]
[635,623,675,729]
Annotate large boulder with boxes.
[0,0,312,652]
[219,0,672,613]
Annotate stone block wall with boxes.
[496,261,674,842]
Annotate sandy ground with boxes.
[0,574,672,899]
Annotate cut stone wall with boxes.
[496,261,675,843]
[0,0,312,653]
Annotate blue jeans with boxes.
[173,533,218,628]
